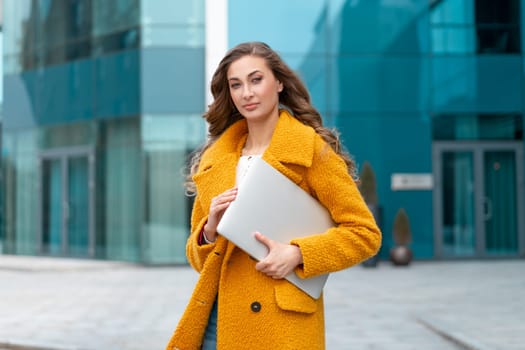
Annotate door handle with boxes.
[483,197,493,221]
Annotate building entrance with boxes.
[433,142,524,258]
[39,147,95,257]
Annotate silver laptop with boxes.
[217,157,334,299]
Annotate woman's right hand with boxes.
[203,187,238,242]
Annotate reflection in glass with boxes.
[99,117,141,261]
[141,115,205,263]
[93,0,139,37]
[442,151,475,256]
[68,157,90,257]
[4,0,140,72]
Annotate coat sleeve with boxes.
[290,137,382,278]
[185,194,216,272]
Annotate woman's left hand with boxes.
[254,232,303,279]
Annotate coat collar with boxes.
[199,109,316,170]
[193,109,317,204]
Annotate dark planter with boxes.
[362,254,379,267]
[389,245,412,266]
[361,204,382,268]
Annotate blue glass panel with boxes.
[141,48,204,114]
[229,0,429,54]
[93,0,140,37]
[228,0,328,55]
[430,0,475,25]
[431,27,476,54]
[333,56,429,113]
[333,0,429,54]
[3,74,38,130]
[94,50,140,118]
[141,0,204,25]
[431,55,522,113]
[285,54,328,116]
[142,25,204,47]
[3,1,34,56]
[4,50,140,129]
[36,59,94,124]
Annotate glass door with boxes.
[483,151,518,255]
[40,148,94,257]
[440,151,476,256]
[433,142,524,258]
[42,159,64,255]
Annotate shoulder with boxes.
[198,119,248,170]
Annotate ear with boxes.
[277,81,283,93]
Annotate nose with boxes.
[242,85,254,99]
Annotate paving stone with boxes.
[0,256,523,349]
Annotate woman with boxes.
[166,42,381,350]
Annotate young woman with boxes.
[166,42,381,350]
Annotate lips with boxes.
[243,103,258,111]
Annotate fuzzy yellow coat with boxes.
[166,110,381,350]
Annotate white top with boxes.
[236,155,262,185]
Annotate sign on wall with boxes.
[391,173,434,191]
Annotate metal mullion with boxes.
[37,157,44,254]
[432,144,444,258]
[62,157,69,255]
[514,146,525,257]
[89,153,96,258]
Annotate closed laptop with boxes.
[217,157,334,299]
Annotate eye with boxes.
[252,77,262,84]
[230,82,241,89]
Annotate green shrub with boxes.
[359,161,378,206]
[393,208,411,246]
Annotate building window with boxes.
[475,0,521,53]
[430,0,521,54]
[432,114,523,140]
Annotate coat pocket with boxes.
[274,282,318,314]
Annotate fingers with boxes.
[206,188,238,234]
[210,188,237,211]
[254,231,273,249]
[255,260,285,279]
[254,242,302,279]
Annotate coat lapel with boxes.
[263,110,316,185]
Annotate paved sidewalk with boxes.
[0,255,523,350]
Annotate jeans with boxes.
[201,299,218,350]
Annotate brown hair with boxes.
[185,42,356,194]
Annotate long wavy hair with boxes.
[185,42,356,194]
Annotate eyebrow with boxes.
[228,70,263,81]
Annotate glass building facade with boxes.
[1,0,524,263]
[1,0,205,263]
[228,0,525,259]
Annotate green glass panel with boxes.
[484,151,518,254]
[68,157,90,257]
[442,151,475,256]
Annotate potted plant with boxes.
[390,208,413,266]
[359,161,381,267]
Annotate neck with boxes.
[243,112,280,156]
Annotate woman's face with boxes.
[227,55,283,123]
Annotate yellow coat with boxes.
[166,110,381,350]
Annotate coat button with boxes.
[250,301,261,313]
